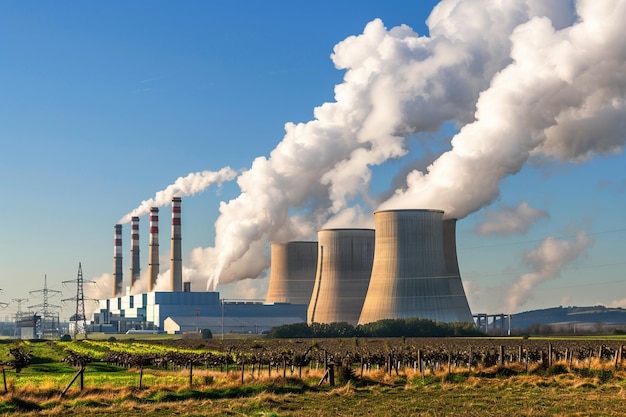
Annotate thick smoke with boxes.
[506,231,594,312]
[200,0,587,290]
[118,167,237,224]
[475,202,549,236]
[381,0,626,215]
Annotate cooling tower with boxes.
[113,224,123,297]
[129,216,140,289]
[169,197,182,292]
[308,229,375,326]
[266,241,318,305]
[358,209,473,325]
[148,207,159,292]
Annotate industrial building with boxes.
[308,229,375,326]
[92,197,307,334]
[92,291,306,334]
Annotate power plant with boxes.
[358,209,473,325]
[265,242,318,305]
[308,229,375,326]
[93,198,308,334]
[94,200,475,334]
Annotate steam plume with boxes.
[201,1,585,289]
[381,0,626,216]
[119,167,237,224]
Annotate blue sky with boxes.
[1,1,625,321]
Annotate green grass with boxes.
[4,337,626,416]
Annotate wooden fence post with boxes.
[2,365,6,394]
[61,367,85,398]
[548,344,553,368]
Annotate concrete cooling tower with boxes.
[308,229,375,326]
[358,209,473,325]
[266,241,318,305]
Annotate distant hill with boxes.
[506,306,626,335]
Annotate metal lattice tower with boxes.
[29,275,62,339]
[62,262,94,339]
[12,298,28,316]
[12,298,29,338]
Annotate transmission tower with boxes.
[62,262,95,339]
[29,275,62,339]
[12,298,29,338]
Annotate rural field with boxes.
[2,336,626,416]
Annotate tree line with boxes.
[267,318,482,338]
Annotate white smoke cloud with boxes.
[506,231,594,313]
[199,1,577,289]
[118,167,238,224]
[381,0,626,216]
[608,298,626,309]
[475,202,549,236]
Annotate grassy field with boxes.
[3,337,626,416]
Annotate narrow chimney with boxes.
[170,197,183,292]
[113,224,123,297]
[148,207,159,292]
[129,216,140,290]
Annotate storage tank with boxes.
[266,241,318,305]
[358,209,473,325]
[308,229,375,326]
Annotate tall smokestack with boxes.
[113,224,123,297]
[169,197,182,292]
[129,216,140,289]
[148,207,159,292]
[358,209,473,325]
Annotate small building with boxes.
[164,315,304,335]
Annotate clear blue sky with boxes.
[1,0,624,321]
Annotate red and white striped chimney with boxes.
[148,207,159,292]
[170,197,183,292]
[113,224,123,297]
[129,216,140,290]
